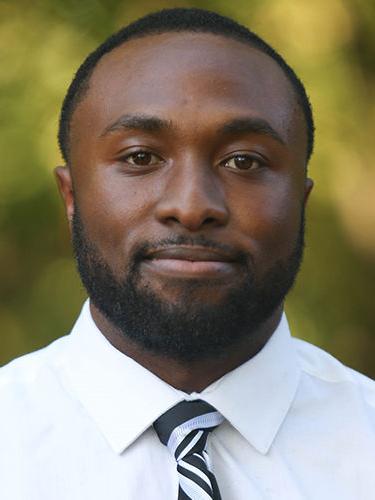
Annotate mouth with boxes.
[142,245,238,278]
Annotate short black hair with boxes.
[58,7,314,164]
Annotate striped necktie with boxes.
[153,400,224,500]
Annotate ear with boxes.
[54,166,74,232]
[303,177,314,207]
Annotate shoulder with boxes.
[292,336,375,409]
[0,336,70,417]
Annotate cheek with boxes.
[231,181,303,258]
[75,171,157,266]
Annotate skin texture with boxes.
[55,32,313,392]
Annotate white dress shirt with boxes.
[1,300,375,500]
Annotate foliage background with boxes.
[1,0,375,376]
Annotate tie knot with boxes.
[153,400,224,460]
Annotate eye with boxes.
[222,154,264,171]
[121,150,162,167]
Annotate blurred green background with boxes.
[1,0,375,376]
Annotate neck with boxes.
[90,303,283,393]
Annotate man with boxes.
[1,7,374,500]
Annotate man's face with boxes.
[57,32,312,360]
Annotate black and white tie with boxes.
[153,399,224,500]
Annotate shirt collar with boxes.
[197,313,300,454]
[63,300,300,455]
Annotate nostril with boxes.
[165,215,180,224]
[204,217,216,225]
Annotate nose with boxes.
[155,160,229,231]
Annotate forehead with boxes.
[71,32,306,158]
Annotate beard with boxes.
[72,207,305,362]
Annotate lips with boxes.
[143,246,237,278]
[145,246,235,262]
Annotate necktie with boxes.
[153,400,224,500]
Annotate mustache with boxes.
[131,234,249,266]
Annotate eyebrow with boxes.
[101,113,285,146]
[101,114,172,136]
[219,117,285,145]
